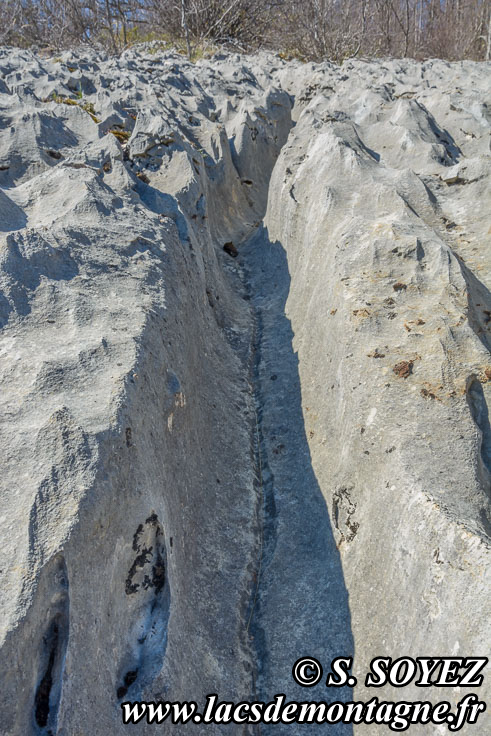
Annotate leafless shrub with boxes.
[0,0,489,61]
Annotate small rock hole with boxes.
[223,241,238,258]
[117,669,139,699]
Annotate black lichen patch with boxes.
[332,487,359,543]
[125,514,166,595]
[132,523,143,552]
[125,547,153,595]
[117,514,170,702]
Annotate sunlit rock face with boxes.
[0,46,489,735]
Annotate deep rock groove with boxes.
[240,228,354,734]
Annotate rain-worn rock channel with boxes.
[0,45,490,735]
[240,229,353,735]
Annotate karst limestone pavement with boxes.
[0,45,490,734]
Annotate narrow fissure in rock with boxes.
[34,620,59,730]
[238,228,354,734]
[33,556,69,736]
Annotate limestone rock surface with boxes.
[0,45,489,735]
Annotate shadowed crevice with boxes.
[241,227,354,735]
[33,555,69,736]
